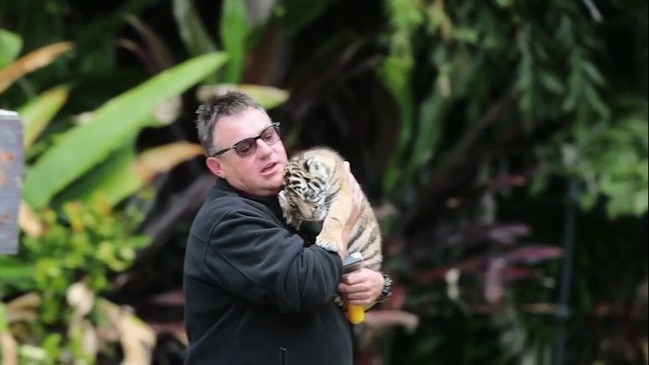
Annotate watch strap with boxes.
[375,272,393,303]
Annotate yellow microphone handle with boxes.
[348,304,365,324]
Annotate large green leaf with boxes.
[0,28,22,69]
[17,85,70,148]
[54,140,204,207]
[220,0,249,83]
[50,136,139,207]
[22,52,228,209]
[104,141,204,205]
[172,0,217,56]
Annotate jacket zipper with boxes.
[279,346,288,365]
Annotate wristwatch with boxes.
[376,272,393,303]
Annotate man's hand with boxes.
[337,268,385,306]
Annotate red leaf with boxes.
[484,259,505,303]
[384,235,406,256]
[486,224,531,244]
[468,303,511,314]
[475,265,538,281]
[363,310,419,333]
[486,174,528,190]
[501,245,562,264]
[147,289,185,306]
[418,256,487,283]
[385,283,407,309]
[499,266,538,280]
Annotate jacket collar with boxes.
[209,177,282,212]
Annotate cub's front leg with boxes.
[315,191,352,253]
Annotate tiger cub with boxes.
[278,147,382,271]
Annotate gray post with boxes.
[0,110,23,255]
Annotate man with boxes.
[183,91,391,364]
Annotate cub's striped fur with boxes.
[278,147,382,271]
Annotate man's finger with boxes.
[345,292,371,300]
[338,283,366,295]
[342,272,364,285]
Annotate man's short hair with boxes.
[195,91,264,156]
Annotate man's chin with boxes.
[260,180,283,196]
[265,171,284,187]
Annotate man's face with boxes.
[206,108,288,197]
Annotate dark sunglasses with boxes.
[211,122,281,158]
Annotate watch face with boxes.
[378,273,393,303]
[383,273,393,289]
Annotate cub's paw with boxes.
[315,235,342,253]
[333,294,344,307]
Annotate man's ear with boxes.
[206,157,226,179]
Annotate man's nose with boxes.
[255,138,273,155]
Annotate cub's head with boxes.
[278,157,331,224]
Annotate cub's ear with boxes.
[278,190,289,210]
[305,158,324,174]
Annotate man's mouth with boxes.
[261,162,278,174]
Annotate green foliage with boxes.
[373,0,647,363]
[1,4,229,363]
[51,138,141,207]
[169,0,296,98]
[220,0,249,83]
[590,105,646,218]
[376,0,648,219]
[0,0,297,361]
[0,257,33,297]
[280,0,339,37]
[377,0,418,193]
[507,1,647,219]
[17,85,70,149]
[0,196,149,364]
[171,0,217,57]
[0,28,21,68]
[15,196,149,324]
[1,0,644,363]
[0,303,8,332]
[535,100,648,218]
[21,52,228,209]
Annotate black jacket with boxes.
[183,179,353,365]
